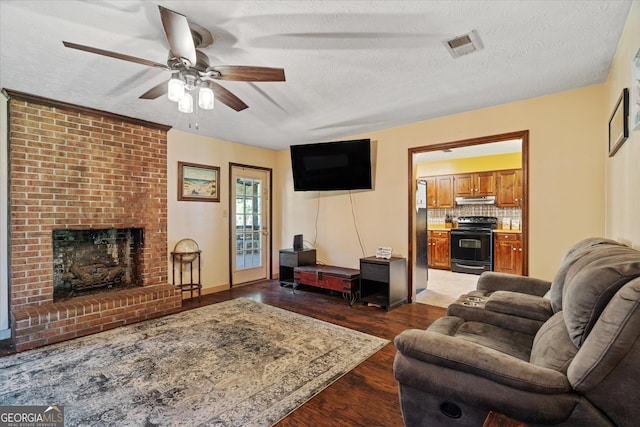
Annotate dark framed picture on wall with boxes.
[178,161,220,202]
[608,88,629,157]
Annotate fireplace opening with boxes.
[53,228,144,301]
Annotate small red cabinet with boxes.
[293,265,360,306]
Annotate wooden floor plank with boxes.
[0,279,447,425]
[183,280,446,426]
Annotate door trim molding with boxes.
[407,130,529,303]
[228,163,273,287]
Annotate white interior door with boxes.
[231,166,270,285]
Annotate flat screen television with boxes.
[290,139,372,191]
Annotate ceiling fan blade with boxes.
[139,80,168,99]
[63,41,169,70]
[158,6,197,66]
[208,66,286,82]
[207,82,248,111]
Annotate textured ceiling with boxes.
[0,1,632,150]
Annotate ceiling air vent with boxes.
[443,30,483,58]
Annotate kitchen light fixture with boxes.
[167,69,214,113]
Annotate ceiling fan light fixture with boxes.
[167,75,185,102]
[198,86,215,110]
[183,72,197,91]
[63,5,285,116]
[178,92,193,113]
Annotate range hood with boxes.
[455,196,496,205]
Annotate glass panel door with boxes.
[231,166,269,285]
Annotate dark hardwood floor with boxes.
[183,280,446,427]
[0,280,446,425]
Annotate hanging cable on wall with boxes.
[349,190,367,257]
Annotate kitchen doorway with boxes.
[407,131,529,304]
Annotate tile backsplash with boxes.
[428,206,521,227]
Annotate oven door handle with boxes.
[453,263,488,270]
[451,230,492,236]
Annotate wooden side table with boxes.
[482,411,528,427]
[360,256,407,310]
[172,250,202,302]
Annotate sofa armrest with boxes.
[477,272,552,296]
[394,329,571,394]
[485,291,553,321]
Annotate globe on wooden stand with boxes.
[171,238,202,302]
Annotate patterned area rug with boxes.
[0,298,388,426]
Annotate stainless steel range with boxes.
[450,216,498,275]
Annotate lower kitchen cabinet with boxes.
[428,230,450,269]
[493,232,523,275]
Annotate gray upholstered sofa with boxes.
[394,238,640,426]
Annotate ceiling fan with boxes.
[63,5,285,112]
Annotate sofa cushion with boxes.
[562,245,640,347]
[485,291,553,321]
[549,238,625,313]
[428,317,534,361]
[530,311,578,374]
[568,279,640,387]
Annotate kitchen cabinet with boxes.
[428,230,450,269]
[454,172,496,197]
[496,169,523,207]
[493,232,523,275]
[426,175,454,208]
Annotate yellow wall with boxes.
[166,1,638,288]
[167,130,281,293]
[604,0,640,248]
[418,153,522,177]
[277,84,605,280]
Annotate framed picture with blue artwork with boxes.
[178,161,220,202]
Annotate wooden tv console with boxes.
[293,264,360,307]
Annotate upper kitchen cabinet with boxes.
[496,169,523,207]
[454,172,496,197]
[426,175,454,208]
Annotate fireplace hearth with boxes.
[53,228,144,301]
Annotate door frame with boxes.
[407,130,530,303]
[228,163,273,287]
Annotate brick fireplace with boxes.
[6,91,182,351]
[52,227,145,300]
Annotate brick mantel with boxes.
[6,92,180,351]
